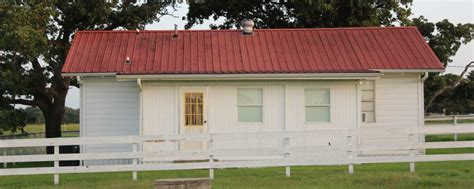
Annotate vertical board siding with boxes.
[142,81,357,160]
[82,76,423,163]
[360,73,422,155]
[82,77,139,165]
[142,85,177,161]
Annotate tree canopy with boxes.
[186,0,413,29]
[0,0,170,138]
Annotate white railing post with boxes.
[347,134,354,174]
[54,145,59,185]
[209,134,214,179]
[3,150,6,168]
[284,137,290,177]
[132,143,138,181]
[453,116,458,141]
[409,133,415,173]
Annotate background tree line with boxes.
[0,106,79,135]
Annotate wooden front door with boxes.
[180,88,208,150]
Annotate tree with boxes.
[427,71,474,114]
[63,107,79,124]
[0,0,170,142]
[412,17,474,111]
[0,103,26,135]
[186,0,413,29]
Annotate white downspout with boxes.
[421,72,429,82]
[136,78,143,91]
[136,78,143,161]
[76,76,83,85]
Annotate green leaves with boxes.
[185,0,414,29]
[412,16,474,66]
[0,0,169,137]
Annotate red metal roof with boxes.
[62,27,444,75]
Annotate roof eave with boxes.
[115,73,381,81]
[371,69,445,73]
[62,72,117,77]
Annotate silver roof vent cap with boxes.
[241,19,255,35]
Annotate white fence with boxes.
[1,121,473,185]
[425,115,474,141]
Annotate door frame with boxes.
[178,86,209,135]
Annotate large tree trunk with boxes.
[42,87,69,154]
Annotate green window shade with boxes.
[305,88,330,122]
[237,88,263,122]
[238,106,263,122]
[305,89,330,105]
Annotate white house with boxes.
[62,26,444,165]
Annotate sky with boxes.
[64,0,474,109]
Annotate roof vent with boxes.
[241,19,254,35]
[125,56,131,64]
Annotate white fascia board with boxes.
[371,69,445,73]
[116,73,381,81]
[61,73,117,77]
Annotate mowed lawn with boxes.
[0,161,473,189]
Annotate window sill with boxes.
[237,122,264,126]
[304,122,331,125]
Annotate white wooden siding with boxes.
[81,77,140,165]
[142,81,358,160]
[81,74,424,164]
[360,73,422,155]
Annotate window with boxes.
[361,81,375,123]
[237,88,263,122]
[305,88,330,122]
[184,93,204,126]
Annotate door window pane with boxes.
[184,93,204,126]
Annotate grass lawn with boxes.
[1,124,79,136]
[0,161,473,189]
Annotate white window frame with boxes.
[304,88,331,123]
[361,81,376,123]
[237,88,263,123]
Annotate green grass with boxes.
[426,134,474,142]
[1,124,79,136]
[0,161,473,189]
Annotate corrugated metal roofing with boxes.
[62,27,444,75]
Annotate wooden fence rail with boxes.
[0,125,473,185]
[425,115,474,141]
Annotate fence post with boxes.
[453,116,458,141]
[209,134,214,179]
[54,145,59,185]
[3,150,6,168]
[284,137,290,177]
[132,143,138,181]
[347,134,354,174]
[409,133,415,173]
